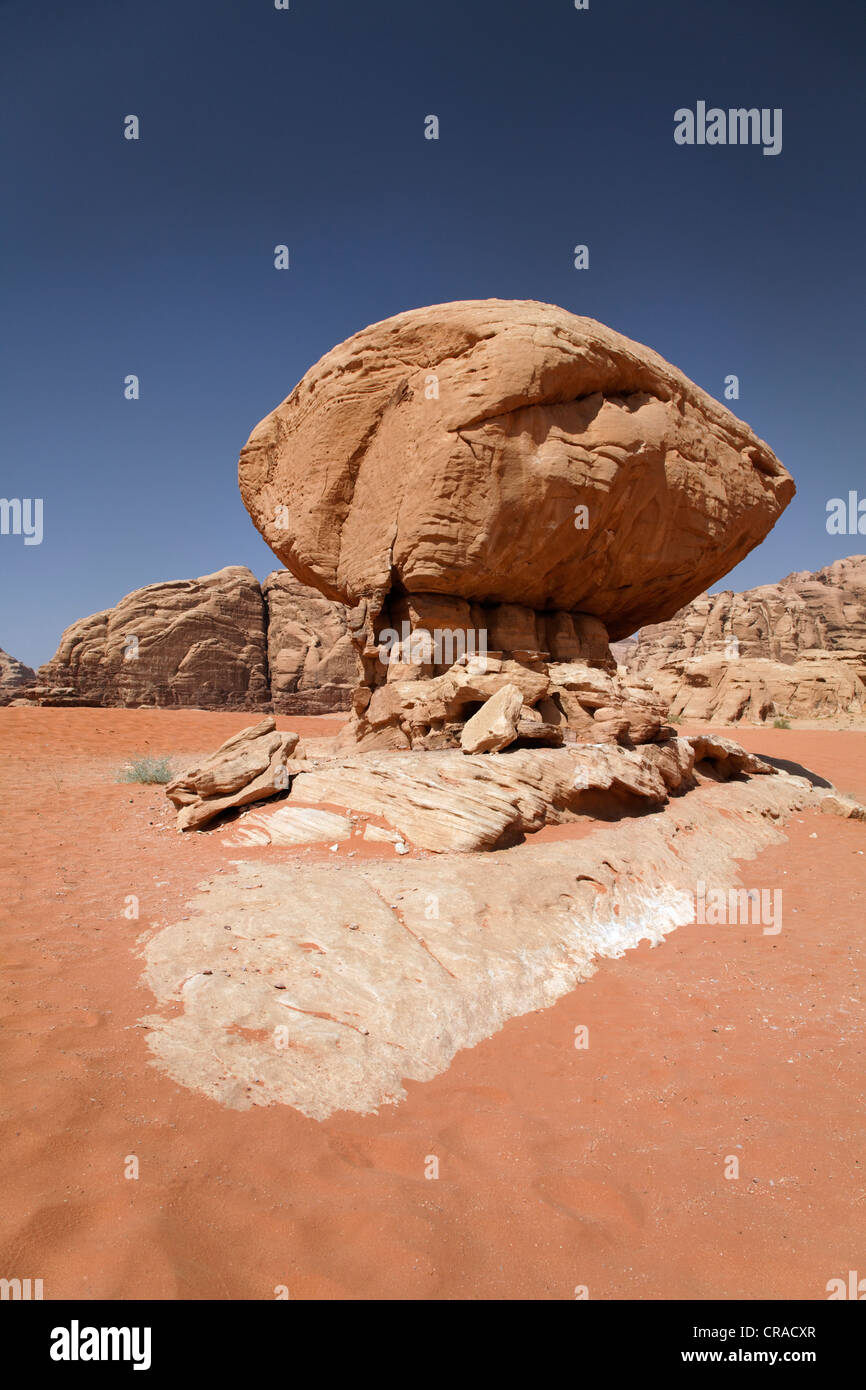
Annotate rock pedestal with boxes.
[340,596,666,751]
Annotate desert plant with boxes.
[117,756,174,784]
[772,716,791,729]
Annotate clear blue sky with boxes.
[1,0,864,667]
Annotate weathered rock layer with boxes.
[22,566,360,713]
[32,567,268,710]
[264,569,361,714]
[627,556,866,672]
[145,766,824,1119]
[226,734,771,854]
[625,556,866,722]
[0,647,36,705]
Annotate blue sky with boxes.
[1,0,864,667]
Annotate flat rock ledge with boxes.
[219,733,773,854]
[142,767,827,1121]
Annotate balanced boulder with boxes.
[239,299,793,749]
[239,299,793,635]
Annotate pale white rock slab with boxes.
[224,804,352,847]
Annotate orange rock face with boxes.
[626,555,866,674]
[239,299,794,640]
[33,567,270,710]
[27,567,360,713]
[264,570,362,715]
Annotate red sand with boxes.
[1,708,864,1300]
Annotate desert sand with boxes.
[1,706,863,1300]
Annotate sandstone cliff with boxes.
[34,567,269,709]
[26,567,358,713]
[625,556,866,722]
[0,647,37,705]
[264,570,361,714]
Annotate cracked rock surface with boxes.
[143,769,819,1120]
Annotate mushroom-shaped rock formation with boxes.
[239,300,794,750]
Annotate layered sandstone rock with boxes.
[212,733,772,854]
[239,299,793,749]
[0,647,36,705]
[625,556,866,722]
[145,765,825,1118]
[27,567,358,712]
[229,805,354,847]
[666,651,866,723]
[34,567,270,710]
[460,684,524,753]
[346,648,668,751]
[264,569,361,714]
[165,717,300,830]
[626,556,866,675]
[239,299,793,634]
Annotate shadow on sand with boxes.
[760,755,834,790]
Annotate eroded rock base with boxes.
[342,600,668,752]
[143,768,819,1121]
[223,733,772,853]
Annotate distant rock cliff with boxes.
[21,566,361,713]
[0,647,37,705]
[624,557,866,722]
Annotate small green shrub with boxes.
[117,756,174,784]
[772,716,791,730]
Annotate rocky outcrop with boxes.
[145,765,824,1119]
[25,567,358,713]
[227,734,770,855]
[625,556,866,722]
[165,717,300,830]
[342,641,668,752]
[239,299,793,636]
[627,556,866,674]
[239,299,793,750]
[0,647,36,705]
[665,652,866,723]
[32,567,269,710]
[264,569,361,714]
